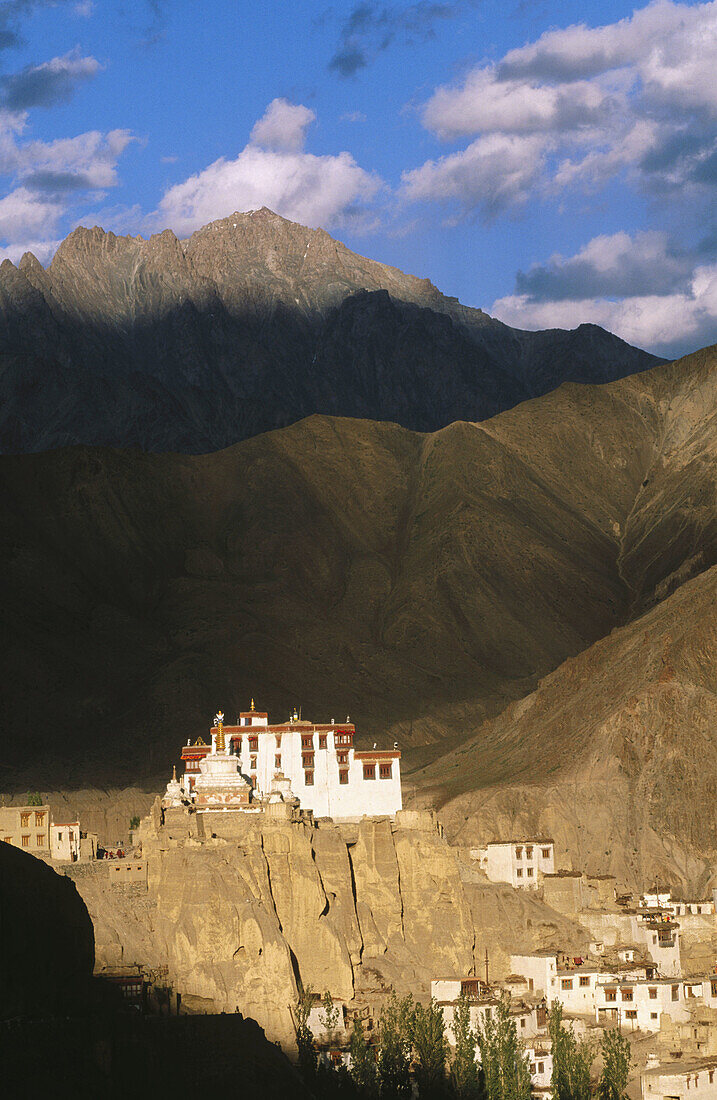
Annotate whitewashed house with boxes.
[472,840,555,889]
[641,1056,717,1100]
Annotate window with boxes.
[621,989,633,1002]
[580,976,590,987]
[3,836,11,843]
[672,985,679,1002]
[250,754,257,769]
[520,1018,525,1028]
[302,735,314,750]
[527,867,534,877]
[305,770,314,786]
[541,848,550,859]
[605,990,617,1002]
[651,1012,658,1020]
[319,734,327,749]
[363,763,376,780]
[561,979,573,990]
[379,763,392,779]
[249,735,258,752]
[538,1063,544,1074]
[274,734,281,748]
[34,812,44,826]
[275,754,282,769]
[515,847,523,859]
[36,834,45,846]
[302,752,314,768]
[21,834,30,847]
[649,987,657,999]
[57,832,63,842]
[526,846,533,858]
[516,868,523,878]
[335,731,353,746]
[337,751,349,764]
[339,769,349,785]
[20,812,30,827]
[625,1010,637,1020]
[712,981,717,997]
[709,1072,713,1084]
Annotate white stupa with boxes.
[193,712,252,810]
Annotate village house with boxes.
[509,952,558,997]
[0,803,51,855]
[641,1055,717,1100]
[595,977,694,1032]
[471,840,555,889]
[179,703,402,821]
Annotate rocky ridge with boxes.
[0,208,660,452]
[65,810,587,1050]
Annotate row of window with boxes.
[601,985,680,1003]
[516,867,534,878]
[19,812,45,828]
[515,845,551,860]
[301,764,393,784]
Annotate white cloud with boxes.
[249,98,315,152]
[0,186,61,243]
[401,133,546,217]
[156,101,382,236]
[492,230,717,356]
[407,1,717,217]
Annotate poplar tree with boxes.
[597,1027,631,1100]
[350,1017,378,1098]
[451,992,481,1098]
[376,992,414,1100]
[548,1001,594,1100]
[477,995,531,1100]
[412,998,449,1099]
[295,984,317,1080]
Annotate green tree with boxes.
[377,992,414,1100]
[412,998,449,1099]
[26,792,42,806]
[477,996,531,1100]
[295,984,317,1081]
[350,1017,378,1098]
[549,1001,594,1100]
[451,992,482,1099]
[597,1027,631,1100]
[321,989,340,1035]
[129,815,140,831]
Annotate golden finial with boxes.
[172,766,177,781]
[250,698,255,711]
[216,720,225,754]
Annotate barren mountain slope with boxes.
[0,208,660,452]
[406,564,717,894]
[1,345,715,790]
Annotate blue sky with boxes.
[0,0,715,357]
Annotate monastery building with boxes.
[178,702,402,821]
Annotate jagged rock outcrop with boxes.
[0,843,94,1017]
[0,208,660,453]
[65,812,586,1047]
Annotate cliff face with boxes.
[0,208,660,453]
[67,812,586,1048]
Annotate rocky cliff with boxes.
[0,208,660,453]
[66,812,587,1049]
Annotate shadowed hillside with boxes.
[1,345,716,791]
[405,563,717,895]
